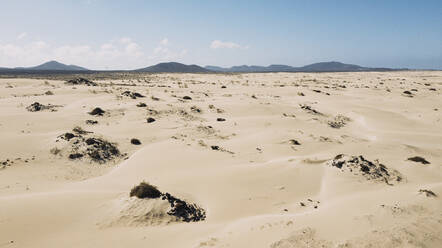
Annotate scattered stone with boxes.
[217,118,226,122]
[69,153,84,160]
[190,106,202,113]
[403,90,413,97]
[44,90,54,95]
[329,154,403,185]
[136,102,147,107]
[63,132,76,140]
[131,138,141,145]
[183,96,192,100]
[73,126,92,135]
[289,139,301,145]
[300,104,322,115]
[211,145,220,150]
[89,107,105,116]
[26,102,58,112]
[85,120,98,125]
[146,117,156,123]
[418,189,437,197]
[297,92,305,96]
[122,91,145,99]
[66,78,97,86]
[407,156,430,164]
[162,192,206,222]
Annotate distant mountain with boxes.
[136,62,211,73]
[299,61,364,72]
[205,61,398,72]
[0,60,89,71]
[26,60,89,71]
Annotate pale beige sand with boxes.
[0,71,441,247]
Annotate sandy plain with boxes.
[0,71,441,247]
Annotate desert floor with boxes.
[0,71,441,247]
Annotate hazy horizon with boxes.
[1,0,441,70]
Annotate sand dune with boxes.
[0,71,441,247]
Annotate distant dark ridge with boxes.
[135,62,211,73]
[0,60,89,72]
[205,61,407,72]
[0,61,412,74]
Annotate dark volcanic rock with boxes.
[130,138,141,145]
[130,182,206,222]
[329,154,403,185]
[85,120,98,125]
[56,129,122,164]
[407,156,430,164]
[122,91,145,99]
[216,118,226,122]
[136,102,147,107]
[69,153,84,160]
[183,96,192,100]
[146,117,156,123]
[66,78,97,86]
[300,104,322,115]
[26,102,57,112]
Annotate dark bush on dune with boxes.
[130,182,162,199]
[89,107,105,116]
[130,182,206,222]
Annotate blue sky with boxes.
[0,0,441,69]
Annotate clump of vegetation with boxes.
[56,128,122,164]
[130,182,162,199]
[328,115,351,129]
[129,182,206,222]
[89,107,105,116]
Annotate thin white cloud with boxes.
[17,32,27,40]
[210,40,248,49]
[151,38,187,61]
[160,38,169,46]
[0,37,186,69]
